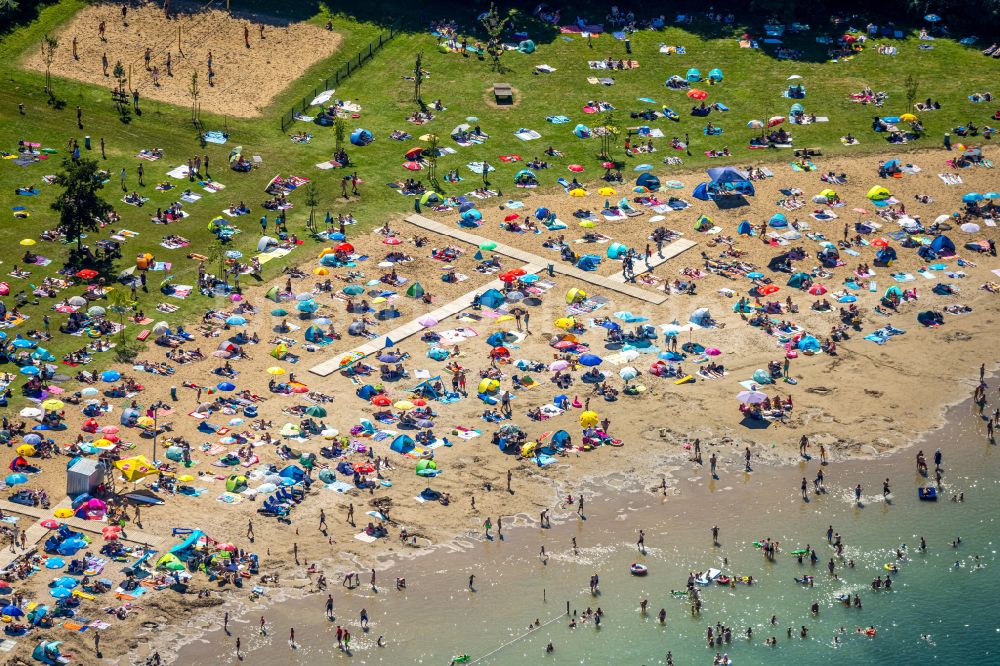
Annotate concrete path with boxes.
[309,262,543,377]
[0,497,169,571]
[606,238,699,283]
[405,214,696,304]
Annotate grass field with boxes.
[0,1,997,404]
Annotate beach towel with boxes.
[515,129,542,141]
[203,131,228,144]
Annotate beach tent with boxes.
[874,247,897,264]
[689,308,713,326]
[576,255,600,271]
[790,102,804,117]
[917,310,944,326]
[636,173,660,190]
[460,209,482,226]
[410,377,444,400]
[390,434,416,455]
[929,235,956,256]
[514,168,536,182]
[787,272,810,288]
[797,335,821,352]
[518,39,536,53]
[350,129,373,146]
[406,282,425,298]
[574,124,591,138]
[225,474,247,492]
[736,220,753,235]
[708,68,723,82]
[884,285,904,299]
[692,182,711,201]
[695,215,713,231]
[304,326,326,342]
[702,166,755,197]
[479,288,505,308]
[264,286,282,302]
[686,68,701,82]
[867,185,891,200]
[279,465,305,483]
[551,430,572,447]
[419,191,443,206]
[356,384,378,400]
[768,213,788,228]
[607,242,627,259]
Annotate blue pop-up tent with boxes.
[479,288,505,308]
[350,129,373,146]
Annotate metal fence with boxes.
[279,28,399,131]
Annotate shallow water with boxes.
[172,396,998,665]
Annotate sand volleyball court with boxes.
[22,1,341,117]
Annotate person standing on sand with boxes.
[347,502,355,525]
[637,529,645,552]
[712,525,720,545]
[99,20,106,42]
[326,594,334,618]
[319,508,327,531]
[102,51,109,76]
[855,484,863,505]
[483,517,492,538]
[72,36,78,60]
[883,479,891,498]
[801,477,808,500]
[245,25,251,49]
[709,453,718,478]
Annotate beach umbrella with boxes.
[480,241,498,251]
[924,14,941,21]
[12,338,35,348]
[19,238,35,246]
[379,353,400,363]
[759,284,780,295]
[579,353,603,367]
[808,284,828,295]
[620,349,640,362]
[225,316,247,326]
[579,411,599,427]
[100,425,119,435]
[960,223,980,233]
[371,395,392,407]
[569,188,587,197]
[872,238,890,247]
[68,296,86,307]
[384,237,402,245]
[217,381,236,391]
[568,164,584,173]
[50,587,72,599]
[687,89,708,100]
[394,400,415,411]
[737,390,768,404]
[40,519,60,530]
[598,187,617,196]
[100,370,121,382]
[747,119,764,129]
[342,285,365,296]
[87,305,106,317]
[297,300,319,313]
[266,366,285,375]
[2,605,24,617]
[661,324,683,337]
[45,557,65,569]
[619,367,639,381]
[81,387,99,396]
[705,348,722,356]
[305,405,327,417]
[5,474,28,486]
[19,365,40,375]
[41,399,64,411]
[54,508,74,518]
[767,116,785,127]
[521,274,540,284]
[75,269,99,280]
[19,406,41,418]
[418,315,438,328]
[554,317,576,329]
[504,213,519,222]
[984,192,1000,199]
[963,192,983,203]
[549,360,570,372]
[102,526,121,540]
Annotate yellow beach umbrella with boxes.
[19,239,36,246]
[554,317,576,329]
[114,455,158,483]
[16,444,36,457]
[900,113,917,122]
[579,220,596,228]
[136,416,155,428]
[178,474,195,483]
[41,399,65,411]
[597,187,616,196]
[569,188,587,197]
[371,296,388,304]
[266,366,286,375]
[579,410,599,427]
[313,267,330,275]
[54,508,74,518]
[92,438,113,448]
[394,400,415,411]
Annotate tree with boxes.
[904,74,919,113]
[334,115,346,153]
[599,110,620,160]
[41,34,58,95]
[188,71,201,123]
[51,157,112,253]
[413,51,424,104]
[107,288,136,344]
[480,4,516,73]
[303,181,319,233]
[206,236,226,285]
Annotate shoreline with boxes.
[151,365,994,665]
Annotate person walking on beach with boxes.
[370,569,377,590]
[325,594,334,618]
[744,446,752,472]
[245,25,251,48]
[709,453,718,478]
[801,477,808,500]
[483,517,492,539]
[637,529,645,553]
[336,625,343,647]
[468,574,475,591]
[507,469,513,493]
[883,479,891,498]
[235,636,240,658]
[577,494,585,516]
[347,502,355,526]
[319,508,327,531]
[94,632,100,656]
[855,484,863,505]
[712,525,720,545]
[360,608,369,629]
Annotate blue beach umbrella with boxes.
[20,365,40,375]
[100,370,121,382]
[5,473,28,486]
[962,192,983,203]
[578,353,603,367]
[226,316,247,326]
[217,382,236,391]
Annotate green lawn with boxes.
[0,2,996,404]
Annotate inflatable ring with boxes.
[630,563,648,576]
